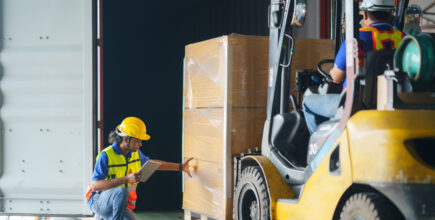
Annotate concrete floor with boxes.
[0,210,185,220]
[134,210,184,220]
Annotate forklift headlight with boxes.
[404,138,435,169]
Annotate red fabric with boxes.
[127,189,137,210]
[85,187,93,201]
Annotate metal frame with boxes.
[258,0,359,190]
[98,0,105,152]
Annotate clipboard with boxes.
[139,160,161,182]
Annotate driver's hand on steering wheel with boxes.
[329,65,345,84]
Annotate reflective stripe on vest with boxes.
[86,145,142,210]
[360,25,403,50]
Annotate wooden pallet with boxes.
[184,209,217,220]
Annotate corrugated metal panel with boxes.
[0,0,94,216]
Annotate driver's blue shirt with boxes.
[334,22,402,87]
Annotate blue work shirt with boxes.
[87,142,150,206]
[334,22,399,87]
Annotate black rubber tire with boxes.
[233,166,270,220]
[339,192,404,220]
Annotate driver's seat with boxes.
[362,49,395,109]
[271,109,310,167]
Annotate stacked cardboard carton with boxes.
[182,35,269,219]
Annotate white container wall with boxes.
[0,0,94,216]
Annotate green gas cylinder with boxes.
[394,33,435,88]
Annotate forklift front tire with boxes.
[233,166,270,220]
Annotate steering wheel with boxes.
[317,59,335,83]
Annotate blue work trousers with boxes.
[89,187,136,220]
[302,93,341,134]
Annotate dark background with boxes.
[102,0,269,211]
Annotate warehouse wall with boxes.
[102,0,269,211]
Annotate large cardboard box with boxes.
[182,35,335,219]
[182,35,268,219]
[183,35,269,109]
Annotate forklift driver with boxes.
[302,0,404,134]
[86,117,193,220]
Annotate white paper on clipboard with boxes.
[139,160,161,182]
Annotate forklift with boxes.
[233,0,435,219]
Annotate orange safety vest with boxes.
[86,145,142,210]
[359,25,404,51]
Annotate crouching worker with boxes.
[86,117,193,220]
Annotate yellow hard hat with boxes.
[116,117,150,141]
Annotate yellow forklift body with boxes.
[272,110,435,219]
[347,110,435,184]
[275,132,353,219]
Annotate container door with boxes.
[0,0,94,216]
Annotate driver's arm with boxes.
[329,65,345,84]
[329,41,346,84]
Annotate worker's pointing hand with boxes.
[182,157,194,178]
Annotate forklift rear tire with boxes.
[233,166,270,220]
[339,192,404,220]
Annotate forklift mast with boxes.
[267,0,294,120]
[260,0,358,173]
